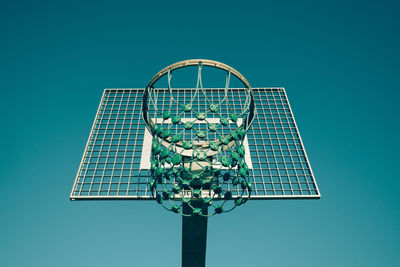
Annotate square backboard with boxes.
[70,88,320,200]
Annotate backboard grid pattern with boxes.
[70,88,320,200]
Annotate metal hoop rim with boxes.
[142,59,255,136]
[145,59,252,90]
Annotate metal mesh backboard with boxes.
[70,88,320,200]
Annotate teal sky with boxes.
[1,0,399,266]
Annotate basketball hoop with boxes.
[142,59,255,216]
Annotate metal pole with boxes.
[182,203,208,267]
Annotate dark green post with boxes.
[182,202,208,267]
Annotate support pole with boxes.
[182,203,208,267]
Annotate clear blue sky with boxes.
[1,0,399,266]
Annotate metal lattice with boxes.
[70,88,320,200]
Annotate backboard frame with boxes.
[70,88,321,201]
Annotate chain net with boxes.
[142,60,255,216]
